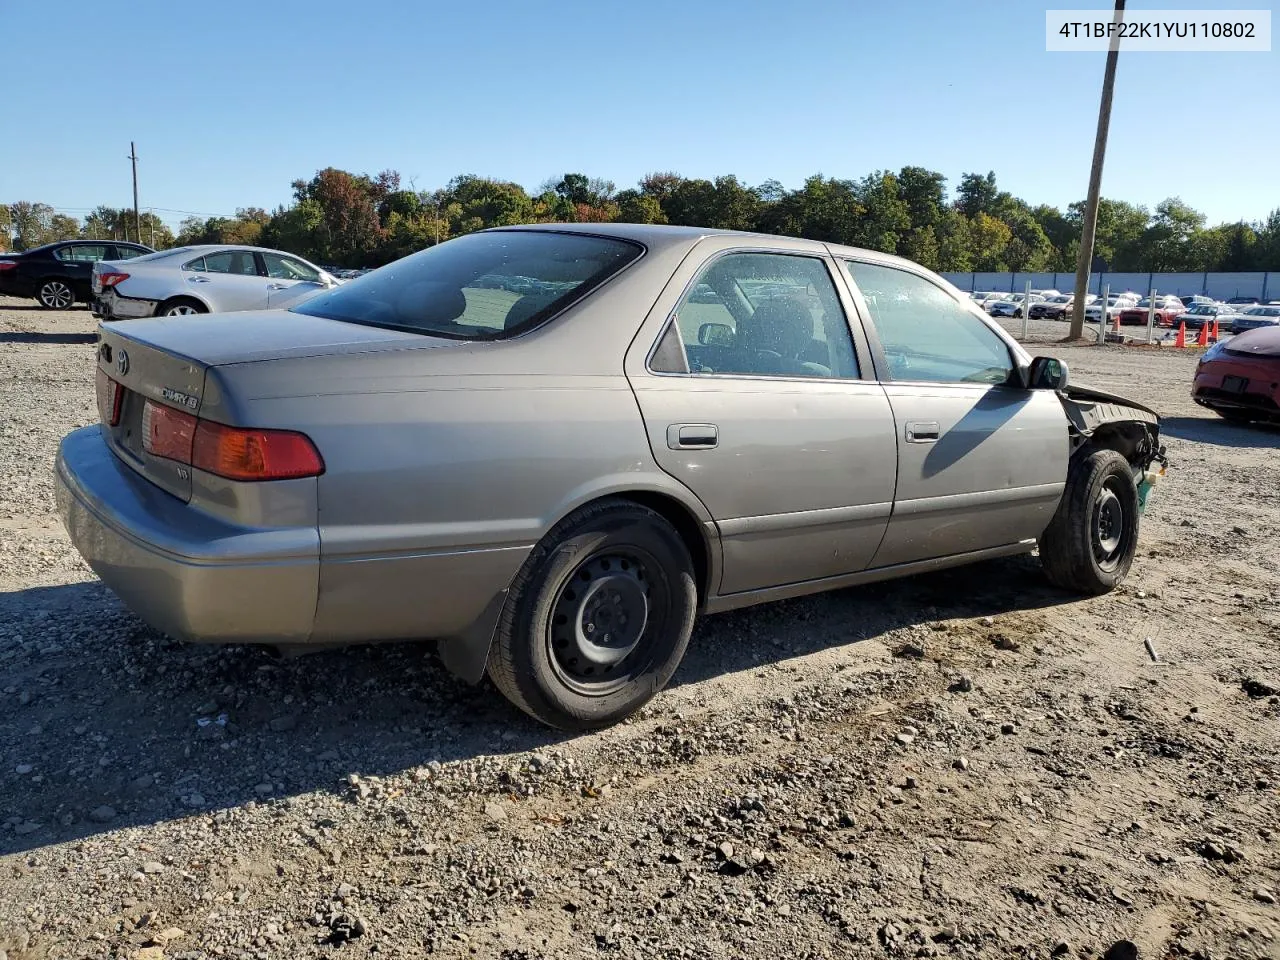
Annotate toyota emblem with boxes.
[116,349,129,376]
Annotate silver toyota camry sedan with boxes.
[56,224,1168,730]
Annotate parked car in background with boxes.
[0,240,153,309]
[92,245,340,319]
[1225,296,1261,306]
[1192,326,1280,423]
[1178,294,1214,308]
[1229,305,1280,334]
[1174,302,1240,331]
[56,223,1167,730]
[1085,293,1138,323]
[1117,295,1184,327]
[989,293,1045,318]
[1029,294,1074,319]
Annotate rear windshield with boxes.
[291,230,643,339]
[123,247,196,263]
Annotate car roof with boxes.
[485,222,934,274]
[176,244,298,254]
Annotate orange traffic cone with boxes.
[1197,323,1209,346]
[1210,318,1219,341]
[1112,314,1121,334]
[1174,321,1186,348]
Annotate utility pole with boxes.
[128,142,141,245]
[1068,0,1125,340]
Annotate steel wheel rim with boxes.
[41,282,72,309]
[166,305,197,315]
[1092,482,1127,571]
[548,550,657,696]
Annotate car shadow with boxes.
[0,332,98,345]
[673,553,1069,687]
[0,554,1070,855]
[1160,415,1280,448]
[922,389,1027,478]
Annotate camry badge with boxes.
[161,387,199,410]
[116,350,129,376]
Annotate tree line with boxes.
[5,167,1279,273]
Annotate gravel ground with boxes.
[2,295,1278,960]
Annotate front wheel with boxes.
[1039,449,1140,595]
[37,279,76,310]
[487,499,697,731]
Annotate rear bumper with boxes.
[55,426,320,643]
[1192,365,1280,417]
[97,290,158,320]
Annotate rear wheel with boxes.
[37,278,75,310]
[487,499,697,731]
[1040,449,1140,595]
[156,297,207,317]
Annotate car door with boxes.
[261,252,329,308]
[184,250,272,312]
[54,243,110,299]
[626,243,898,596]
[837,259,1069,569]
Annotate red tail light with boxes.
[142,400,197,462]
[96,369,123,426]
[98,271,130,289]
[193,421,325,481]
[138,398,323,481]
[0,260,17,272]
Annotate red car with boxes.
[1192,327,1280,423]
[1117,295,1185,327]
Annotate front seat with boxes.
[738,297,831,376]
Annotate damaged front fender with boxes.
[1058,383,1168,473]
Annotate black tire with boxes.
[1040,449,1140,595]
[156,297,207,317]
[1014,309,1023,319]
[487,499,697,731]
[37,278,76,310]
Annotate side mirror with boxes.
[698,322,734,346]
[1027,356,1069,391]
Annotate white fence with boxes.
[941,271,1275,301]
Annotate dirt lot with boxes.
[1,296,1278,960]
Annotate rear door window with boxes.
[200,251,261,276]
[54,245,109,263]
[652,252,860,379]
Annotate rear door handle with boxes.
[189,276,210,283]
[667,423,718,450]
[905,420,940,443]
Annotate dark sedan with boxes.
[0,239,152,309]
[1192,326,1280,423]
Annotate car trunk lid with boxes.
[95,312,454,501]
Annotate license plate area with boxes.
[1221,375,1248,394]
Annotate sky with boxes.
[2,0,1276,232]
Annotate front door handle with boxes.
[905,420,940,443]
[667,423,718,450]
